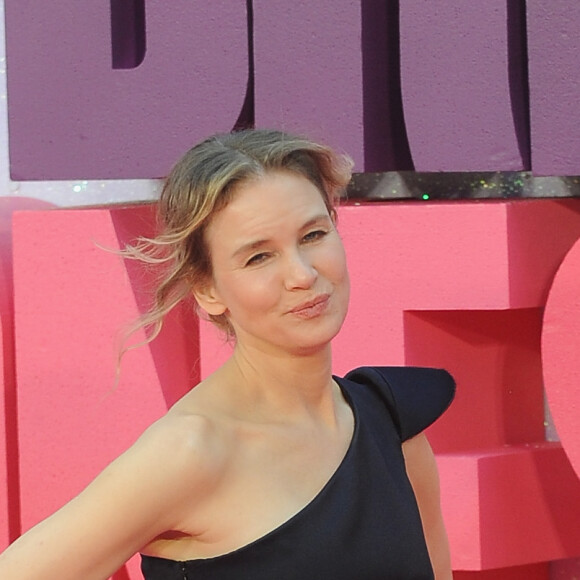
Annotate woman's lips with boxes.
[288,294,330,319]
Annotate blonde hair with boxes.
[123,128,353,345]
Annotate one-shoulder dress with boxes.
[140,366,455,579]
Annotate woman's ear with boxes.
[192,282,227,316]
[330,207,338,225]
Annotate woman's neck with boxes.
[212,343,338,425]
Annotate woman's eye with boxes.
[245,252,269,266]
[303,230,328,243]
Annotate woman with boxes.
[0,129,454,579]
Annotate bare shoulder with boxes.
[0,402,232,579]
[121,406,230,498]
[69,401,233,537]
[137,409,222,459]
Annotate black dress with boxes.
[140,366,455,579]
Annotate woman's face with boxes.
[198,170,350,356]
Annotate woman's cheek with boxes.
[241,269,280,304]
[322,241,349,281]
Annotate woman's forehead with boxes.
[226,171,326,213]
[206,172,330,241]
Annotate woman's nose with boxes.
[285,251,317,290]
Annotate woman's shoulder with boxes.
[93,398,234,536]
[0,394,235,579]
[132,402,231,487]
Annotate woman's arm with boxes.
[0,413,220,580]
[403,433,453,580]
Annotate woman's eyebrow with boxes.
[231,214,332,259]
[232,239,270,260]
[300,214,333,230]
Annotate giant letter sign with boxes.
[527,1,580,175]
[400,2,529,171]
[13,207,200,579]
[542,237,580,477]
[0,198,54,551]
[254,0,411,172]
[5,1,248,179]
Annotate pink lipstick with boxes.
[289,294,330,319]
